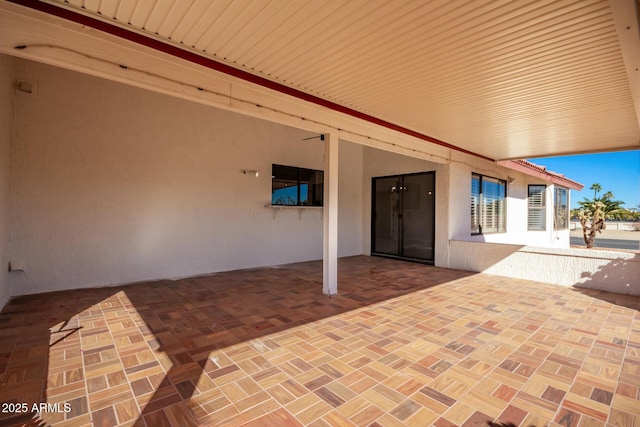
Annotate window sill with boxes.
[264,204,323,219]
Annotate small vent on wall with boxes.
[15,79,35,95]
[8,261,25,272]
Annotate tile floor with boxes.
[0,256,638,427]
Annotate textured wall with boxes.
[361,147,440,258]
[8,59,364,296]
[446,154,570,249]
[5,55,585,300]
[448,240,640,295]
[0,55,12,308]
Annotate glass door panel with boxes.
[373,176,401,256]
[372,172,435,263]
[401,173,435,260]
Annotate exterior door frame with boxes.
[371,171,436,264]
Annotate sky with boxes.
[528,150,640,210]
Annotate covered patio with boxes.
[1,1,640,426]
[1,256,638,426]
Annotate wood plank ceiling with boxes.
[12,0,640,159]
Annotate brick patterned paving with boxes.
[0,256,638,426]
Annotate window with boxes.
[271,164,323,206]
[471,173,506,234]
[528,185,546,230]
[554,186,569,230]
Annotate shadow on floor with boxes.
[124,256,474,425]
[0,256,473,426]
[572,252,640,309]
[0,286,122,426]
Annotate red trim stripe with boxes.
[9,0,493,161]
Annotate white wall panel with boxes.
[3,55,585,300]
[338,141,363,257]
[0,54,13,308]
[361,147,439,257]
[7,58,363,296]
[446,152,570,249]
[448,240,640,296]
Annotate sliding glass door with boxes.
[373,176,402,256]
[372,172,435,263]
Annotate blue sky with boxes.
[528,150,640,210]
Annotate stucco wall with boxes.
[448,240,640,295]
[4,56,588,301]
[8,58,364,296]
[338,141,363,257]
[446,153,570,248]
[361,147,441,259]
[0,55,12,308]
[357,144,570,267]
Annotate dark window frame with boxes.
[554,186,569,230]
[527,184,547,231]
[471,173,507,235]
[271,164,324,206]
[370,171,436,264]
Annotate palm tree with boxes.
[578,190,625,222]
[590,183,601,201]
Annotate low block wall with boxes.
[570,221,639,231]
[448,240,640,295]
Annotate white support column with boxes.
[323,132,339,295]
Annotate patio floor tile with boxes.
[0,255,638,426]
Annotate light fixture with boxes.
[242,170,259,177]
[507,176,515,183]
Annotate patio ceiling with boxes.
[2,0,640,161]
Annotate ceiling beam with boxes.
[608,0,640,130]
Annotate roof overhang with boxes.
[1,0,639,163]
[497,160,584,190]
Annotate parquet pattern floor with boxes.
[0,256,638,426]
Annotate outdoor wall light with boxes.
[242,170,259,177]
